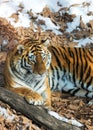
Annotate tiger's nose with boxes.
[33,63,46,75]
[33,54,47,75]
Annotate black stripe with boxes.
[75,48,79,78]
[85,91,89,97]
[51,46,62,70]
[70,49,76,84]
[63,52,70,72]
[84,49,93,63]
[35,81,45,91]
[68,47,74,57]
[29,45,35,51]
[83,52,88,74]
[36,45,42,50]
[61,66,66,81]
[79,48,83,83]
[30,49,36,53]
[55,66,60,80]
[50,64,55,77]
[71,88,80,96]
[81,82,84,89]
[61,46,67,51]
[21,56,30,70]
[35,80,41,86]
[52,46,61,55]
[86,77,92,89]
[51,78,54,90]
[22,39,31,45]
[29,45,42,53]
[59,47,66,60]
[84,66,91,83]
[88,49,93,57]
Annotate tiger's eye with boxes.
[41,53,46,60]
[28,53,36,63]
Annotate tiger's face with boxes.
[10,44,51,79]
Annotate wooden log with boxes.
[0,87,84,130]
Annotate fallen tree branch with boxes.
[0,87,84,130]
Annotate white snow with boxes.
[37,15,61,35]
[0,0,93,39]
[0,106,15,121]
[74,37,93,47]
[22,0,46,13]
[67,1,93,32]
[0,1,19,18]
[48,110,83,127]
[8,12,31,27]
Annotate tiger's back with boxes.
[4,40,93,108]
[48,46,93,97]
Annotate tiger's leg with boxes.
[75,89,93,105]
[41,86,51,109]
[66,87,93,105]
[9,87,44,105]
[61,81,92,97]
[25,90,45,106]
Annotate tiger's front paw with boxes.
[24,92,44,105]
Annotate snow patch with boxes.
[8,12,30,27]
[48,110,83,127]
[0,106,15,121]
[0,1,19,18]
[37,15,61,34]
[74,37,93,47]
[0,0,93,45]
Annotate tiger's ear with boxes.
[17,44,24,54]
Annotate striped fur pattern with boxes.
[4,42,52,108]
[48,46,93,98]
[4,40,93,108]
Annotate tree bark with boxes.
[0,87,84,130]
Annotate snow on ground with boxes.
[37,15,61,34]
[0,0,93,42]
[74,37,93,47]
[0,0,93,29]
[0,106,15,121]
[48,110,83,127]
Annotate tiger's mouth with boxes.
[32,72,47,78]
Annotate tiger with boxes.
[4,39,93,109]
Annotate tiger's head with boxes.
[9,43,51,80]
